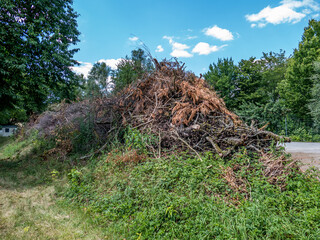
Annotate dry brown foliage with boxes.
[27,59,290,159]
[259,152,299,189]
[222,166,248,197]
[113,59,289,157]
[106,149,146,166]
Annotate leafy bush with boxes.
[71,115,97,154]
[123,127,158,154]
[289,127,320,142]
[65,149,320,239]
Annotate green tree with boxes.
[259,50,287,101]
[308,62,320,130]
[112,48,153,92]
[236,50,287,132]
[0,0,80,123]
[85,62,111,98]
[237,57,265,105]
[204,58,239,109]
[204,52,288,132]
[236,51,288,132]
[278,19,320,119]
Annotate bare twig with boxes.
[80,127,116,160]
[173,130,203,161]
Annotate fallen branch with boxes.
[80,127,116,160]
[173,130,203,161]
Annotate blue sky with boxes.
[72,0,320,77]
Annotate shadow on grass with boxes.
[0,136,13,148]
[0,148,72,190]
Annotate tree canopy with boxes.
[85,62,111,98]
[203,58,239,109]
[112,49,153,93]
[278,19,320,119]
[0,0,80,123]
[308,62,320,129]
[204,20,320,135]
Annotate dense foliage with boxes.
[85,62,111,98]
[308,62,320,130]
[204,20,320,137]
[111,48,153,93]
[0,0,80,124]
[61,128,320,239]
[1,124,320,239]
[279,19,320,119]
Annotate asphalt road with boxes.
[283,142,320,171]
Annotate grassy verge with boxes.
[1,130,320,239]
[0,135,109,240]
[64,149,320,239]
[287,127,320,142]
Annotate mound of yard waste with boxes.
[113,59,290,157]
[20,59,320,240]
[28,59,290,159]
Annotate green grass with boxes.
[0,135,111,240]
[1,130,320,239]
[65,150,320,239]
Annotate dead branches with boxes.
[110,59,291,157]
[29,59,290,161]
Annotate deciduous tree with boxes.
[278,19,320,119]
[0,0,80,123]
[204,58,239,109]
[85,62,111,98]
[308,62,320,129]
[112,49,153,93]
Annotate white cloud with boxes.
[98,58,123,70]
[163,36,193,58]
[155,45,164,52]
[258,22,267,28]
[71,62,93,78]
[192,42,227,55]
[163,36,174,44]
[71,59,123,78]
[246,0,320,27]
[246,6,305,25]
[302,8,312,14]
[170,49,193,58]
[129,36,139,41]
[172,42,189,50]
[204,25,234,41]
[281,0,319,10]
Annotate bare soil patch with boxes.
[289,152,320,172]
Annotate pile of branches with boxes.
[107,59,290,158]
[26,59,296,192]
[28,59,290,159]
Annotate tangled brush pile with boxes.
[28,59,290,159]
[111,59,290,158]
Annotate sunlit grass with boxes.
[0,136,109,240]
[1,130,320,239]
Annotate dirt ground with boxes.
[290,152,320,172]
[283,142,320,172]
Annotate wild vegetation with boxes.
[1,55,318,239]
[1,126,320,239]
[1,1,320,239]
[204,20,320,140]
[0,0,80,124]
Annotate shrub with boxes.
[64,149,320,239]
